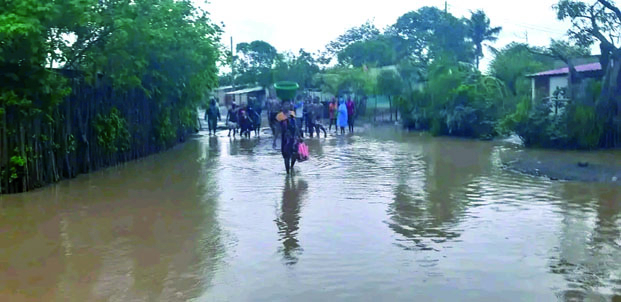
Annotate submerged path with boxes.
[0,126,619,301]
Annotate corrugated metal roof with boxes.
[528,62,602,78]
[225,86,264,95]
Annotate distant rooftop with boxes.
[214,85,234,91]
[528,62,602,78]
[225,86,264,95]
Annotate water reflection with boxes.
[387,139,492,251]
[550,184,621,300]
[2,128,621,301]
[275,177,308,265]
[0,140,224,301]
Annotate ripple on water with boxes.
[2,128,621,302]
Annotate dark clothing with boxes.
[248,108,261,128]
[346,100,355,116]
[281,116,299,155]
[346,100,355,132]
[208,118,218,132]
[227,109,238,123]
[206,104,220,133]
[280,114,300,173]
[239,115,252,136]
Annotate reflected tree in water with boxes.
[387,140,491,251]
[57,140,225,301]
[275,177,308,265]
[549,184,621,300]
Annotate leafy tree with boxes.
[389,7,473,65]
[219,73,234,86]
[467,10,502,69]
[555,0,621,146]
[0,0,222,193]
[235,40,278,87]
[273,49,320,89]
[324,20,380,63]
[489,43,555,96]
[377,69,404,121]
[337,36,395,67]
[396,59,427,117]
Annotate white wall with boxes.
[531,78,536,102]
[549,76,568,98]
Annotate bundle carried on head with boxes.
[273,81,299,102]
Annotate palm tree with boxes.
[467,10,502,69]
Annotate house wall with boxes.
[216,90,227,102]
[533,77,550,102]
[549,76,568,98]
[531,78,535,101]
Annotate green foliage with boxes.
[315,67,376,97]
[489,43,555,96]
[554,0,621,48]
[235,40,278,87]
[325,20,380,58]
[568,104,603,149]
[467,10,502,68]
[389,6,474,65]
[337,37,395,67]
[3,155,26,183]
[273,49,320,89]
[377,70,403,97]
[509,99,604,149]
[93,108,131,153]
[155,109,176,148]
[9,156,25,167]
[397,60,507,138]
[496,97,531,135]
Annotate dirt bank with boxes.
[502,152,621,184]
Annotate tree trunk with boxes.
[0,107,5,194]
[374,96,377,122]
[598,51,621,147]
[388,96,393,121]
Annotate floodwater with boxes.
[1,126,620,302]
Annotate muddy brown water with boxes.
[1,126,620,302]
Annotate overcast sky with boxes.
[198,0,588,70]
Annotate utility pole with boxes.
[444,1,448,13]
[525,30,529,44]
[230,36,235,90]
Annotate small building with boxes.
[225,86,267,107]
[212,86,235,104]
[527,62,603,102]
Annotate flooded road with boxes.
[1,126,620,301]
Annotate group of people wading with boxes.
[204,94,356,174]
[204,97,261,138]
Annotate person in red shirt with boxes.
[346,98,355,133]
[328,98,338,133]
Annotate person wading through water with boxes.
[205,98,221,136]
[346,97,355,133]
[277,101,302,174]
[310,98,327,138]
[267,97,282,148]
[226,102,239,137]
[328,97,337,133]
[337,98,348,135]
